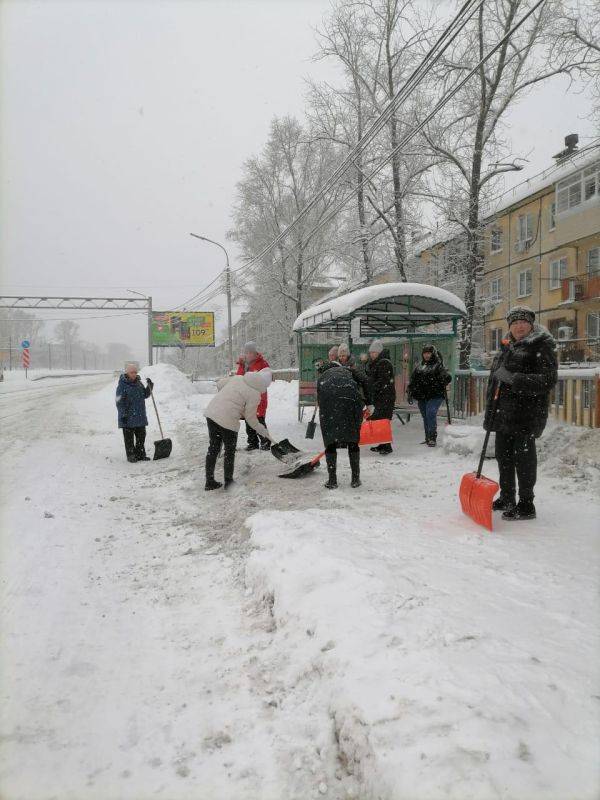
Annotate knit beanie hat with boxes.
[369,339,384,354]
[506,306,535,326]
[244,341,258,355]
[338,343,350,357]
[422,345,435,355]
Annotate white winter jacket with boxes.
[204,373,270,438]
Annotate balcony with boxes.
[560,274,600,305]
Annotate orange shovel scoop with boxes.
[459,385,500,532]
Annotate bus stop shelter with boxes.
[292,282,467,419]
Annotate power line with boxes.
[231,0,487,280]
[169,0,487,309]
[240,0,551,290]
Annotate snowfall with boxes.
[1,365,599,800]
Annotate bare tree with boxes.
[55,320,80,369]
[229,116,339,365]
[313,0,435,281]
[422,0,597,367]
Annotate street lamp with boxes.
[190,233,234,371]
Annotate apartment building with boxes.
[415,141,600,363]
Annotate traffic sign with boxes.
[21,339,30,348]
[22,348,30,369]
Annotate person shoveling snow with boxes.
[203,368,285,490]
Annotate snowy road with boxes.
[1,366,599,800]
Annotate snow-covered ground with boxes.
[1,365,598,800]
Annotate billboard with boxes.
[151,311,215,347]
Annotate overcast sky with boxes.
[0,0,595,361]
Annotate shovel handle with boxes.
[476,384,500,478]
[150,391,165,440]
[444,386,452,425]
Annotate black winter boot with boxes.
[349,449,361,488]
[493,495,516,512]
[324,452,338,489]
[427,432,437,448]
[502,499,536,520]
[205,478,223,491]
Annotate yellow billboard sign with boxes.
[151,311,215,347]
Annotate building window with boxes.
[549,201,556,231]
[556,161,600,214]
[489,328,502,351]
[517,269,532,298]
[588,247,599,276]
[490,277,502,302]
[490,228,502,253]
[549,257,568,290]
[515,214,534,251]
[587,312,600,339]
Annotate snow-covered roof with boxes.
[415,146,600,255]
[293,282,466,333]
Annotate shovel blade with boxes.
[459,471,498,531]
[305,420,317,439]
[271,438,302,461]
[153,438,173,460]
[278,459,321,479]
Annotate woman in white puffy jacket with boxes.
[203,368,272,490]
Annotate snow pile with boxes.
[443,421,495,458]
[443,420,600,491]
[537,422,600,492]
[140,363,199,403]
[246,507,600,800]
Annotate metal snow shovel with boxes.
[305,404,318,439]
[278,450,325,479]
[459,385,500,531]
[270,438,302,462]
[150,392,173,460]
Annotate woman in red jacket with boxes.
[236,341,271,450]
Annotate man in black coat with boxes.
[365,340,396,455]
[317,361,372,489]
[484,306,558,521]
[407,345,451,446]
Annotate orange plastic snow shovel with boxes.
[359,418,392,447]
[459,385,500,531]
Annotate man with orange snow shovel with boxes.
[483,306,557,521]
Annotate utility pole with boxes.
[190,233,234,371]
[48,342,51,370]
[126,289,153,366]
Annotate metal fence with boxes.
[453,369,600,428]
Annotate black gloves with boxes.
[495,365,515,386]
[146,378,154,390]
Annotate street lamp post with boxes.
[190,233,234,371]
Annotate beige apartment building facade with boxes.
[417,148,600,364]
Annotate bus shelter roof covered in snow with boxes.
[293,282,466,336]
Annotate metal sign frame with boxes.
[0,295,154,365]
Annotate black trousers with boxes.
[495,431,537,502]
[206,418,238,483]
[246,415,269,448]
[122,427,147,458]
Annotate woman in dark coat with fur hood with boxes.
[407,345,451,446]
[483,306,558,521]
[317,361,372,489]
